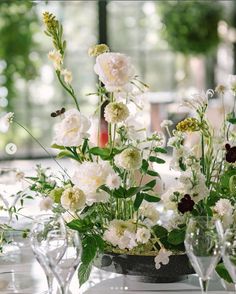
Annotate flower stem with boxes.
[14,120,70,179]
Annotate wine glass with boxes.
[184,216,221,293]
[222,227,236,290]
[48,229,81,294]
[30,214,67,294]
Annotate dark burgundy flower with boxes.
[51,107,66,118]
[178,194,195,214]
[225,144,236,163]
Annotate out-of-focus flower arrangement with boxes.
[1,11,236,285]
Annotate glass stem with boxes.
[46,272,54,294]
[199,278,209,293]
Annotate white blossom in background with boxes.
[61,68,73,84]
[106,173,121,190]
[94,52,135,92]
[160,120,173,129]
[39,197,53,211]
[0,112,14,133]
[114,147,142,170]
[125,116,147,141]
[52,109,91,147]
[61,187,86,211]
[214,199,233,217]
[228,75,236,94]
[72,161,113,204]
[154,248,172,270]
[48,49,63,70]
[136,227,151,244]
[104,102,129,124]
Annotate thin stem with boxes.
[56,71,80,111]
[14,120,70,179]
[201,133,205,175]
[199,278,209,293]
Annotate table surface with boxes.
[0,240,232,294]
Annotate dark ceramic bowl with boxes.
[95,252,195,283]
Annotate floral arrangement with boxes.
[1,11,236,286]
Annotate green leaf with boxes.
[143,193,160,202]
[78,262,92,286]
[126,186,141,197]
[67,219,93,233]
[51,143,65,150]
[82,138,89,154]
[81,235,98,263]
[152,225,168,239]
[57,150,76,160]
[113,187,126,198]
[168,229,185,245]
[149,156,165,164]
[143,179,156,190]
[98,185,111,195]
[227,118,236,124]
[89,147,110,157]
[134,192,144,210]
[93,235,104,251]
[141,159,149,173]
[153,147,167,154]
[215,263,233,284]
[146,170,160,178]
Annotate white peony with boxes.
[136,227,151,244]
[72,161,112,203]
[0,112,14,133]
[48,49,63,70]
[94,52,135,92]
[114,147,142,170]
[154,248,172,270]
[214,199,233,217]
[106,173,121,190]
[61,186,86,211]
[53,108,91,147]
[39,197,53,211]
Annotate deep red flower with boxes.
[178,194,195,214]
[225,144,236,163]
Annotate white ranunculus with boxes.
[61,186,86,211]
[53,109,91,147]
[104,102,129,123]
[72,161,112,203]
[106,173,121,190]
[154,248,172,270]
[94,52,135,92]
[114,147,142,170]
[39,197,53,211]
[136,227,151,244]
[0,112,14,133]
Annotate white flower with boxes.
[160,120,173,128]
[53,109,91,147]
[214,199,233,217]
[0,112,14,133]
[228,75,236,93]
[139,202,159,225]
[39,197,53,211]
[48,49,63,70]
[106,173,121,190]
[136,227,151,244]
[125,116,147,141]
[104,102,129,123]
[103,219,137,250]
[114,147,142,170]
[72,161,112,203]
[61,69,73,84]
[154,248,172,270]
[94,52,135,92]
[61,187,86,211]
[15,171,25,182]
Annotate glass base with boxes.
[0,271,33,293]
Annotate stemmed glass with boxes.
[222,227,236,291]
[48,229,81,294]
[30,214,67,294]
[184,216,221,293]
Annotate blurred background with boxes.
[0,0,236,160]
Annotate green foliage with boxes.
[215,263,233,284]
[0,0,39,112]
[167,228,186,245]
[159,1,223,55]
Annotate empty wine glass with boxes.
[185,216,221,293]
[30,214,67,294]
[48,230,81,294]
[222,227,236,291]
